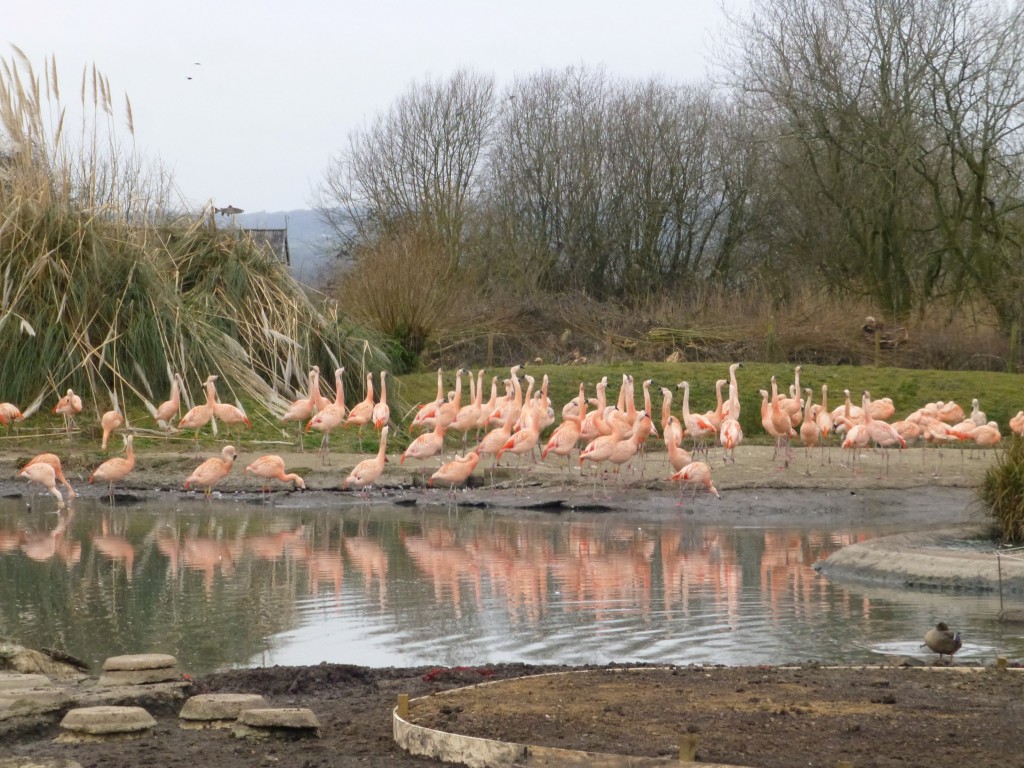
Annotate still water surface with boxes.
[1,494,1021,674]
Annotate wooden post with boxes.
[997,656,1008,670]
[678,734,698,762]
[486,333,494,367]
[396,693,409,719]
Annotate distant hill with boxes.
[235,209,337,286]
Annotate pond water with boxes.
[1,493,1021,674]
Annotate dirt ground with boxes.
[1,440,1015,768]
[3,661,1023,768]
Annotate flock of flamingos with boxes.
[9,363,1024,509]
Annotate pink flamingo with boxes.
[244,455,306,492]
[798,387,818,475]
[282,367,320,450]
[670,461,720,506]
[184,445,238,497]
[306,367,347,464]
[154,373,184,430]
[429,451,480,496]
[343,426,389,493]
[372,371,391,430]
[178,375,219,452]
[678,381,717,459]
[89,434,136,502]
[100,410,125,452]
[346,371,376,448]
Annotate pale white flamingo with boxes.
[24,453,76,500]
[969,398,987,427]
[19,462,65,509]
[53,388,83,442]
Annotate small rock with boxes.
[0,675,53,691]
[0,689,71,719]
[57,706,156,742]
[179,693,268,729]
[0,758,83,768]
[101,654,178,672]
[97,654,179,687]
[232,707,320,740]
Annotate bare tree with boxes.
[724,0,1024,325]
[316,69,496,258]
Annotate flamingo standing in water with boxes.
[343,426,389,493]
[429,451,480,497]
[89,434,136,503]
[19,462,65,509]
[184,445,238,498]
[24,453,77,500]
[245,455,306,493]
[670,461,720,506]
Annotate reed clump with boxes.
[0,50,390,417]
[979,437,1024,544]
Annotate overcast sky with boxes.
[7,1,745,213]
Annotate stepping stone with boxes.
[0,674,53,691]
[179,693,268,729]
[0,688,70,720]
[56,705,156,742]
[0,758,83,768]
[97,654,179,686]
[231,707,321,740]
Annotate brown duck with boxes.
[922,623,962,661]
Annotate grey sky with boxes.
[8,1,743,213]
